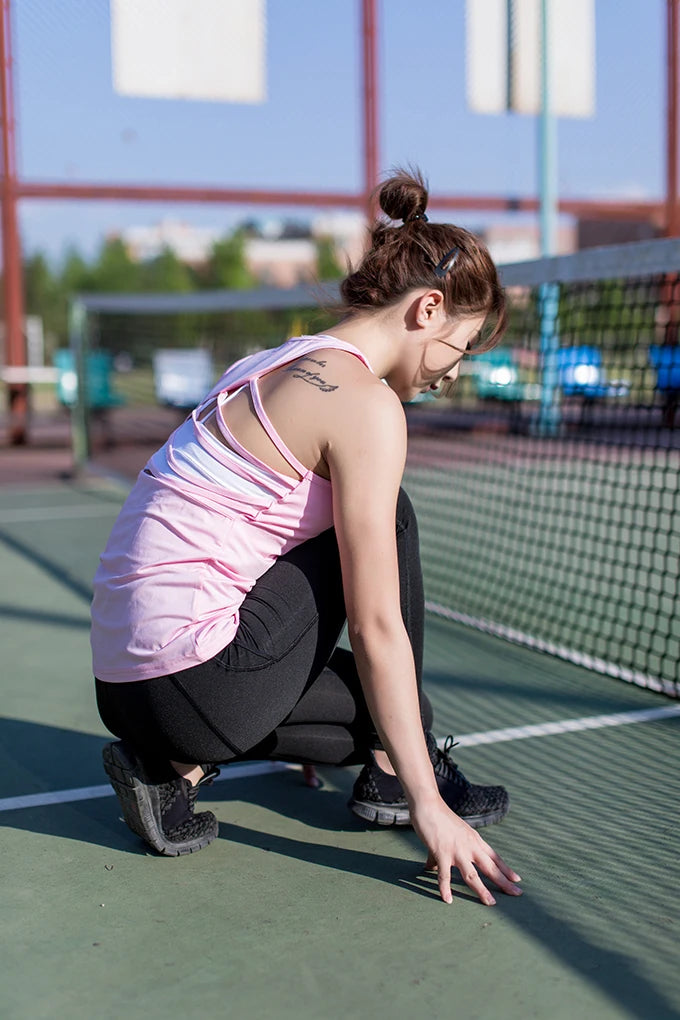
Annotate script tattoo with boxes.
[285,356,338,392]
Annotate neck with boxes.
[323,310,404,379]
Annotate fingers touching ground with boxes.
[427,842,523,906]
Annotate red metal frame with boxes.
[16,179,667,223]
[667,0,679,236]
[1,0,676,444]
[362,0,379,216]
[0,0,26,443]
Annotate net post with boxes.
[68,298,90,474]
[536,279,561,436]
[535,0,561,437]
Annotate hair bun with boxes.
[378,167,429,224]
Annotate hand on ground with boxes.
[413,801,522,905]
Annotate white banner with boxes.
[466,0,595,118]
[111,0,266,104]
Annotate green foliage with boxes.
[139,246,194,293]
[60,248,91,292]
[201,232,255,290]
[89,237,139,293]
[23,253,63,361]
[19,228,335,356]
[315,236,343,280]
[24,252,59,321]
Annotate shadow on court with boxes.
[1,478,679,1019]
[0,526,95,604]
[0,714,442,900]
[2,713,680,1018]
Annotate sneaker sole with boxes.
[348,796,510,829]
[102,741,218,857]
[348,798,411,826]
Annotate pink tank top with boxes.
[91,336,373,683]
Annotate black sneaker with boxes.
[102,740,220,856]
[348,732,509,828]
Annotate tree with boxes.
[23,253,62,359]
[315,236,343,281]
[60,247,91,294]
[202,232,255,290]
[89,237,140,293]
[24,253,58,319]
[141,246,194,293]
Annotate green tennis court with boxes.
[2,477,679,1020]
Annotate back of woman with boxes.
[94,167,523,909]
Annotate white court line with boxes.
[0,504,120,525]
[439,704,680,748]
[1,704,678,815]
[0,761,292,813]
[426,600,680,698]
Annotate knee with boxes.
[396,487,418,535]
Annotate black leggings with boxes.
[95,488,432,768]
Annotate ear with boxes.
[413,289,445,328]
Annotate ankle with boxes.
[373,749,396,776]
[170,760,204,787]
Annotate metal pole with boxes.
[667,0,680,236]
[0,0,27,444]
[361,0,379,220]
[663,1,680,348]
[539,0,558,256]
[9,180,667,222]
[537,0,561,436]
[68,298,89,473]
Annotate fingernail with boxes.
[512,886,523,895]
[488,897,496,906]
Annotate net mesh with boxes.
[72,239,680,698]
[68,286,339,478]
[404,241,680,698]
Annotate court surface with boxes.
[1,478,679,1020]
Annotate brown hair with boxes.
[339,167,506,352]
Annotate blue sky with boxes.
[14,0,664,261]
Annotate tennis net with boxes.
[404,237,680,698]
[65,284,340,479]
[67,238,680,697]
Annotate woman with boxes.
[93,168,522,907]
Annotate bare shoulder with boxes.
[283,346,374,392]
[316,350,406,445]
[255,344,405,479]
[271,345,405,442]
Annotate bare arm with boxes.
[327,386,438,803]
[326,383,522,905]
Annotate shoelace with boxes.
[157,765,221,816]
[188,765,221,808]
[198,765,221,786]
[433,735,461,782]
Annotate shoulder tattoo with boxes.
[285,355,338,393]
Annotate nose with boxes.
[429,361,462,399]
[436,362,462,388]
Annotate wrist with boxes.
[406,785,441,810]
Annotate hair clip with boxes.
[405,212,429,223]
[433,246,460,279]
